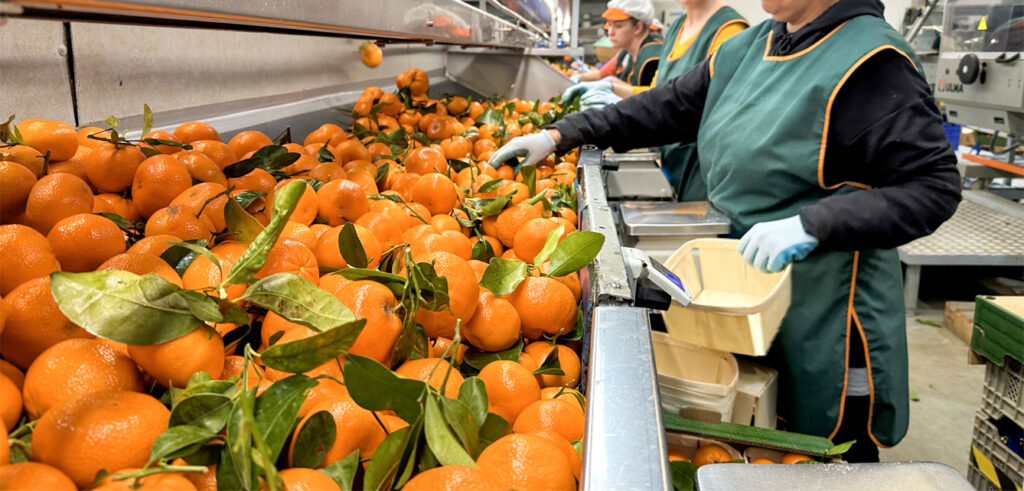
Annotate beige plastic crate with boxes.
[652,332,738,423]
[661,239,792,356]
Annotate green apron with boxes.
[613,32,664,86]
[696,16,920,447]
[657,7,747,201]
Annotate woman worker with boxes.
[574,0,664,88]
[490,0,962,462]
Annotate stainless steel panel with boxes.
[8,0,540,47]
[695,461,974,490]
[606,162,675,199]
[619,201,732,236]
[583,304,672,491]
[898,191,1024,266]
[579,149,635,302]
[0,18,75,123]
[445,48,571,102]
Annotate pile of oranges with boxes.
[0,67,592,490]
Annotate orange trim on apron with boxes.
[763,22,848,61]
[851,307,889,448]
[828,251,859,440]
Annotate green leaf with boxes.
[464,338,524,370]
[470,238,495,263]
[532,346,564,375]
[909,389,920,401]
[670,460,697,491]
[104,115,121,128]
[216,444,244,491]
[169,394,234,433]
[140,146,161,158]
[447,159,471,173]
[914,319,942,327]
[477,178,503,194]
[176,290,226,323]
[166,239,220,270]
[424,395,476,467]
[223,145,300,178]
[175,376,236,403]
[318,144,335,163]
[9,121,25,145]
[477,412,510,451]
[532,224,565,266]
[50,271,201,345]
[224,392,256,489]
[240,273,356,332]
[255,374,317,462]
[321,450,361,491]
[339,222,369,269]
[272,127,292,145]
[141,137,192,150]
[260,319,365,373]
[224,195,265,244]
[479,258,528,296]
[223,180,305,286]
[363,425,415,491]
[375,162,390,184]
[826,440,856,456]
[233,190,266,209]
[457,377,488,427]
[96,212,139,232]
[141,104,153,136]
[331,268,406,297]
[148,425,218,463]
[440,397,479,457]
[558,305,585,342]
[475,108,503,126]
[519,165,537,197]
[343,354,427,423]
[478,192,514,217]
[411,261,449,312]
[292,410,337,468]
[547,231,605,278]
[159,239,208,276]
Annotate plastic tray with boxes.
[981,358,1024,428]
[652,332,738,423]
[665,431,743,463]
[970,412,1024,490]
[661,238,791,356]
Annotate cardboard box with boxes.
[730,359,778,429]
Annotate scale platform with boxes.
[618,201,732,263]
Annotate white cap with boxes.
[602,0,657,27]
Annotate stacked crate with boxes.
[968,296,1024,491]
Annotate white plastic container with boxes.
[665,431,743,463]
[652,331,738,423]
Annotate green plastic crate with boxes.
[971,296,1024,366]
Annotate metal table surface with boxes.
[695,462,974,491]
[898,190,1024,312]
[619,201,732,236]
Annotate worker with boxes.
[573,0,664,90]
[490,0,962,463]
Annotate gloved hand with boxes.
[580,88,622,111]
[569,73,582,83]
[737,215,819,273]
[486,131,557,169]
[562,78,613,102]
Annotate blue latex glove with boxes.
[569,73,582,83]
[580,88,622,111]
[562,78,613,102]
[486,131,557,169]
[737,215,819,273]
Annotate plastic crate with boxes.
[971,296,1024,367]
[968,464,1001,491]
[981,358,1024,428]
[652,332,738,424]
[971,412,1024,490]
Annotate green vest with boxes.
[613,32,664,86]
[657,7,747,201]
[697,16,921,447]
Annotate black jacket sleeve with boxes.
[550,58,711,154]
[799,50,962,250]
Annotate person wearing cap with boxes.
[573,0,664,92]
[489,0,962,463]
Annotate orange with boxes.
[346,169,379,197]
[318,272,351,298]
[523,342,580,388]
[693,444,733,467]
[464,291,521,352]
[0,424,6,464]
[91,468,198,490]
[227,168,276,195]
[190,140,238,169]
[477,360,541,424]
[93,192,140,222]
[389,172,420,201]
[0,161,36,221]
[176,150,228,186]
[0,374,21,430]
[377,93,403,117]
[226,130,272,157]
[539,263,582,303]
[33,390,170,488]
[411,173,458,216]
[402,465,502,491]
[128,324,225,388]
[471,235,504,258]
[47,157,91,186]
[23,338,145,419]
[0,276,93,369]
[281,154,318,177]
[98,252,183,286]
[336,280,401,366]
[46,213,127,272]
[428,337,468,364]
[396,68,429,96]
[304,123,348,147]
[507,276,577,340]
[540,386,586,411]
[513,218,569,264]
[394,357,464,398]
[220,354,263,390]
[512,398,585,442]
[424,116,455,141]
[265,468,338,491]
[355,210,404,249]
[495,202,543,247]
[750,458,775,464]
[312,223,383,269]
[0,224,61,295]
[277,221,318,249]
[668,448,691,462]
[144,204,215,241]
[446,96,470,115]
[342,158,375,176]
[17,118,78,161]
[316,178,370,225]
[140,130,184,155]
[289,399,389,467]
[359,41,383,67]
[84,142,146,193]
[409,229,472,261]
[174,121,221,144]
[0,359,26,391]
[531,430,582,481]
[170,182,229,233]
[22,172,94,235]
[0,145,46,176]
[127,233,181,256]
[255,239,320,285]
[297,377,351,419]
[309,161,346,182]
[468,259,488,282]
[413,251,479,338]
[0,462,77,490]
[131,154,193,218]
[476,433,576,491]
[331,139,371,164]
[404,147,448,175]
[269,179,317,225]
[781,452,814,464]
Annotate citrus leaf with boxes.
[519,165,537,197]
[169,393,234,433]
[343,354,427,423]
[175,377,236,404]
[50,270,201,345]
[176,290,225,323]
[148,425,217,464]
[479,258,528,296]
[318,144,335,163]
[141,104,153,136]
[255,374,318,462]
[260,319,365,373]
[223,196,265,244]
[477,192,515,217]
[363,424,415,491]
[826,440,856,456]
[477,178,503,194]
[670,460,697,491]
[339,222,368,269]
[224,180,304,286]
[233,190,266,209]
[471,238,494,263]
[457,377,488,427]
[375,162,390,184]
[546,231,604,278]
[272,127,292,145]
[104,115,121,128]
[240,273,356,332]
[475,108,503,126]
[140,146,161,158]
[223,145,299,178]
[477,412,510,452]
[440,396,479,457]
[163,239,218,272]
[223,391,256,489]
[447,159,471,173]
[464,338,524,370]
[424,395,476,467]
[322,450,360,491]
[331,268,406,297]
[532,224,565,266]
[292,410,336,468]
[532,346,564,376]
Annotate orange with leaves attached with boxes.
[128,324,225,388]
